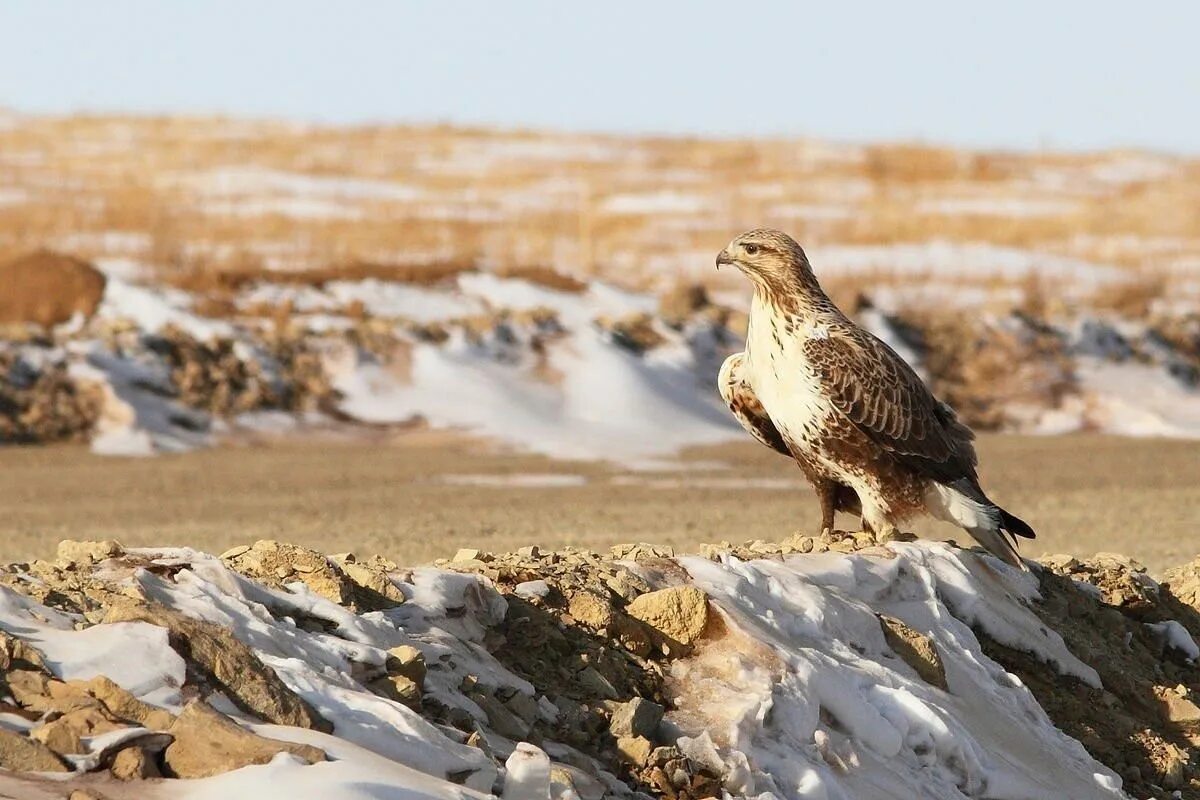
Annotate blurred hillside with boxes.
[0,111,1197,458]
[0,110,1197,311]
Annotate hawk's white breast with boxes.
[743,293,833,453]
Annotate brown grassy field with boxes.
[0,431,1194,573]
[1,113,1197,311]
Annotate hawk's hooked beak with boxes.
[716,249,734,270]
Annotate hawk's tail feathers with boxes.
[998,508,1036,540]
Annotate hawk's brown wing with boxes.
[802,329,979,485]
[718,352,790,457]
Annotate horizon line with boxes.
[2,105,1194,160]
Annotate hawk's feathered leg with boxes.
[810,476,864,533]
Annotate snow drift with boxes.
[5,268,1199,460]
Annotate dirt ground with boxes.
[0,431,1195,573]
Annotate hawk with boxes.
[716,228,1035,568]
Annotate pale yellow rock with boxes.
[625,586,709,647]
[163,700,325,779]
[55,539,122,566]
[82,675,176,730]
[568,592,613,629]
[878,615,947,691]
[29,718,84,755]
[111,743,162,780]
[615,735,654,766]
[219,544,251,560]
[386,645,427,687]
[0,728,70,772]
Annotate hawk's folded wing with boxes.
[718,352,790,457]
[802,330,979,485]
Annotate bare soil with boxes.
[0,432,1194,572]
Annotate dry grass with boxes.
[0,432,1194,574]
[0,113,1197,307]
[167,257,476,294]
[492,264,588,293]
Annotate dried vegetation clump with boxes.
[0,350,103,444]
[900,310,1075,429]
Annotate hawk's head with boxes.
[716,229,815,297]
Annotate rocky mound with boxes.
[0,251,106,330]
[0,535,1196,799]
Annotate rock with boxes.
[514,580,550,600]
[516,546,541,559]
[610,614,653,658]
[163,700,325,779]
[879,615,947,691]
[45,678,104,713]
[111,742,162,780]
[104,600,330,731]
[1159,686,1200,725]
[568,592,614,629]
[226,540,400,611]
[609,697,664,739]
[0,728,70,772]
[575,667,618,701]
[219,545,251,560]
[386,645,427,688]
[30,707,125,753]
[603,573,644,602]
[30,717,84,755]
[473,693,531,741]
[648,745,683,767]
[1161,742,1188,789]
[609,543,674,561]
[852,531,876,549]
[526,697,556,728]
[0,250,107,328]
[370,674,421,708]
[454,548,486,563]
[601,312,665,354]
[5,669,52,710]
[1162,557,1200,611]
[504,692,541,726]
[503,743,551,800]
[615,735,654,766]
[0,632,47,672]
[339,560,405,605]
[625,586,710,649]
[81,675,176,730]
[658,283,711,326]
[56,539,123,566]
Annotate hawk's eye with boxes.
[744,244,760,255]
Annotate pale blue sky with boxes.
[1,1,1197,152]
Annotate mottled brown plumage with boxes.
[717,228,1034,568]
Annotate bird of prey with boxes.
[716,228,1035,568]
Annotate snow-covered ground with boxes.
[0,538,1168,798]
[3,262,1190,459]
